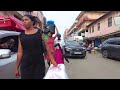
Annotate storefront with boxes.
[86,37,101,47]
[94,37,101,47]
[100,31,120,43]
[0,16,26,32]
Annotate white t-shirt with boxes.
[54,39,65,49]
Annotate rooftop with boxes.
[87,11,111,27]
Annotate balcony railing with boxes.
[24,11,33,15]
[17,11,33,16]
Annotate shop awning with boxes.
[0,16,26,32]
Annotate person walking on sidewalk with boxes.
[15,15,57,79]
[54,34,65,64]
[45,25,58,66]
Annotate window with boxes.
[116,41,120,45]
[115,39,120,45]
[86,29,88,32]
[107,39,116,45]
[108,17,112,27]
[89,27,91,33]
[109,41,116,45]
[98,23,100,31]
[92,26,94,33]
[116,42,120,45]
[25,11,33,15]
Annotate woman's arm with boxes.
[42,33,57,67]
[16,38,23,72]
[53,25,58,39]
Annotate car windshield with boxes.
[66,41,80,46]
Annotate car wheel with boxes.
[102,50,108,58]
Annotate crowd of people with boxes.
[83,40,95,53]
[15,15,66,79]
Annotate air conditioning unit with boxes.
[81,33,85,36]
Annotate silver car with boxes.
[0,30,20,59]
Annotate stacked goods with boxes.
[44,20,55,34]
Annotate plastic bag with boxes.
[44,64,69,79]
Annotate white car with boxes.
[0,49,11,59]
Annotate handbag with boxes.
[44,64,69,79]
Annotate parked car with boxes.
[101,37,120,59]
[0,49,11,59]
[0,30,20,59]
[63,40,86,58]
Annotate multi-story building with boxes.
[17,11,45,29]
[87,11,120,47]
[75,11,108,38]
[0,11,23,19]
[32,11,45,29]
[0,11,46,31]
[67,22,77,38]
[63,29,69,40]
[0,11,25,32]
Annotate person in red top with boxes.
[45,25,58,66]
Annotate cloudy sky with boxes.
[42,11,80,39]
